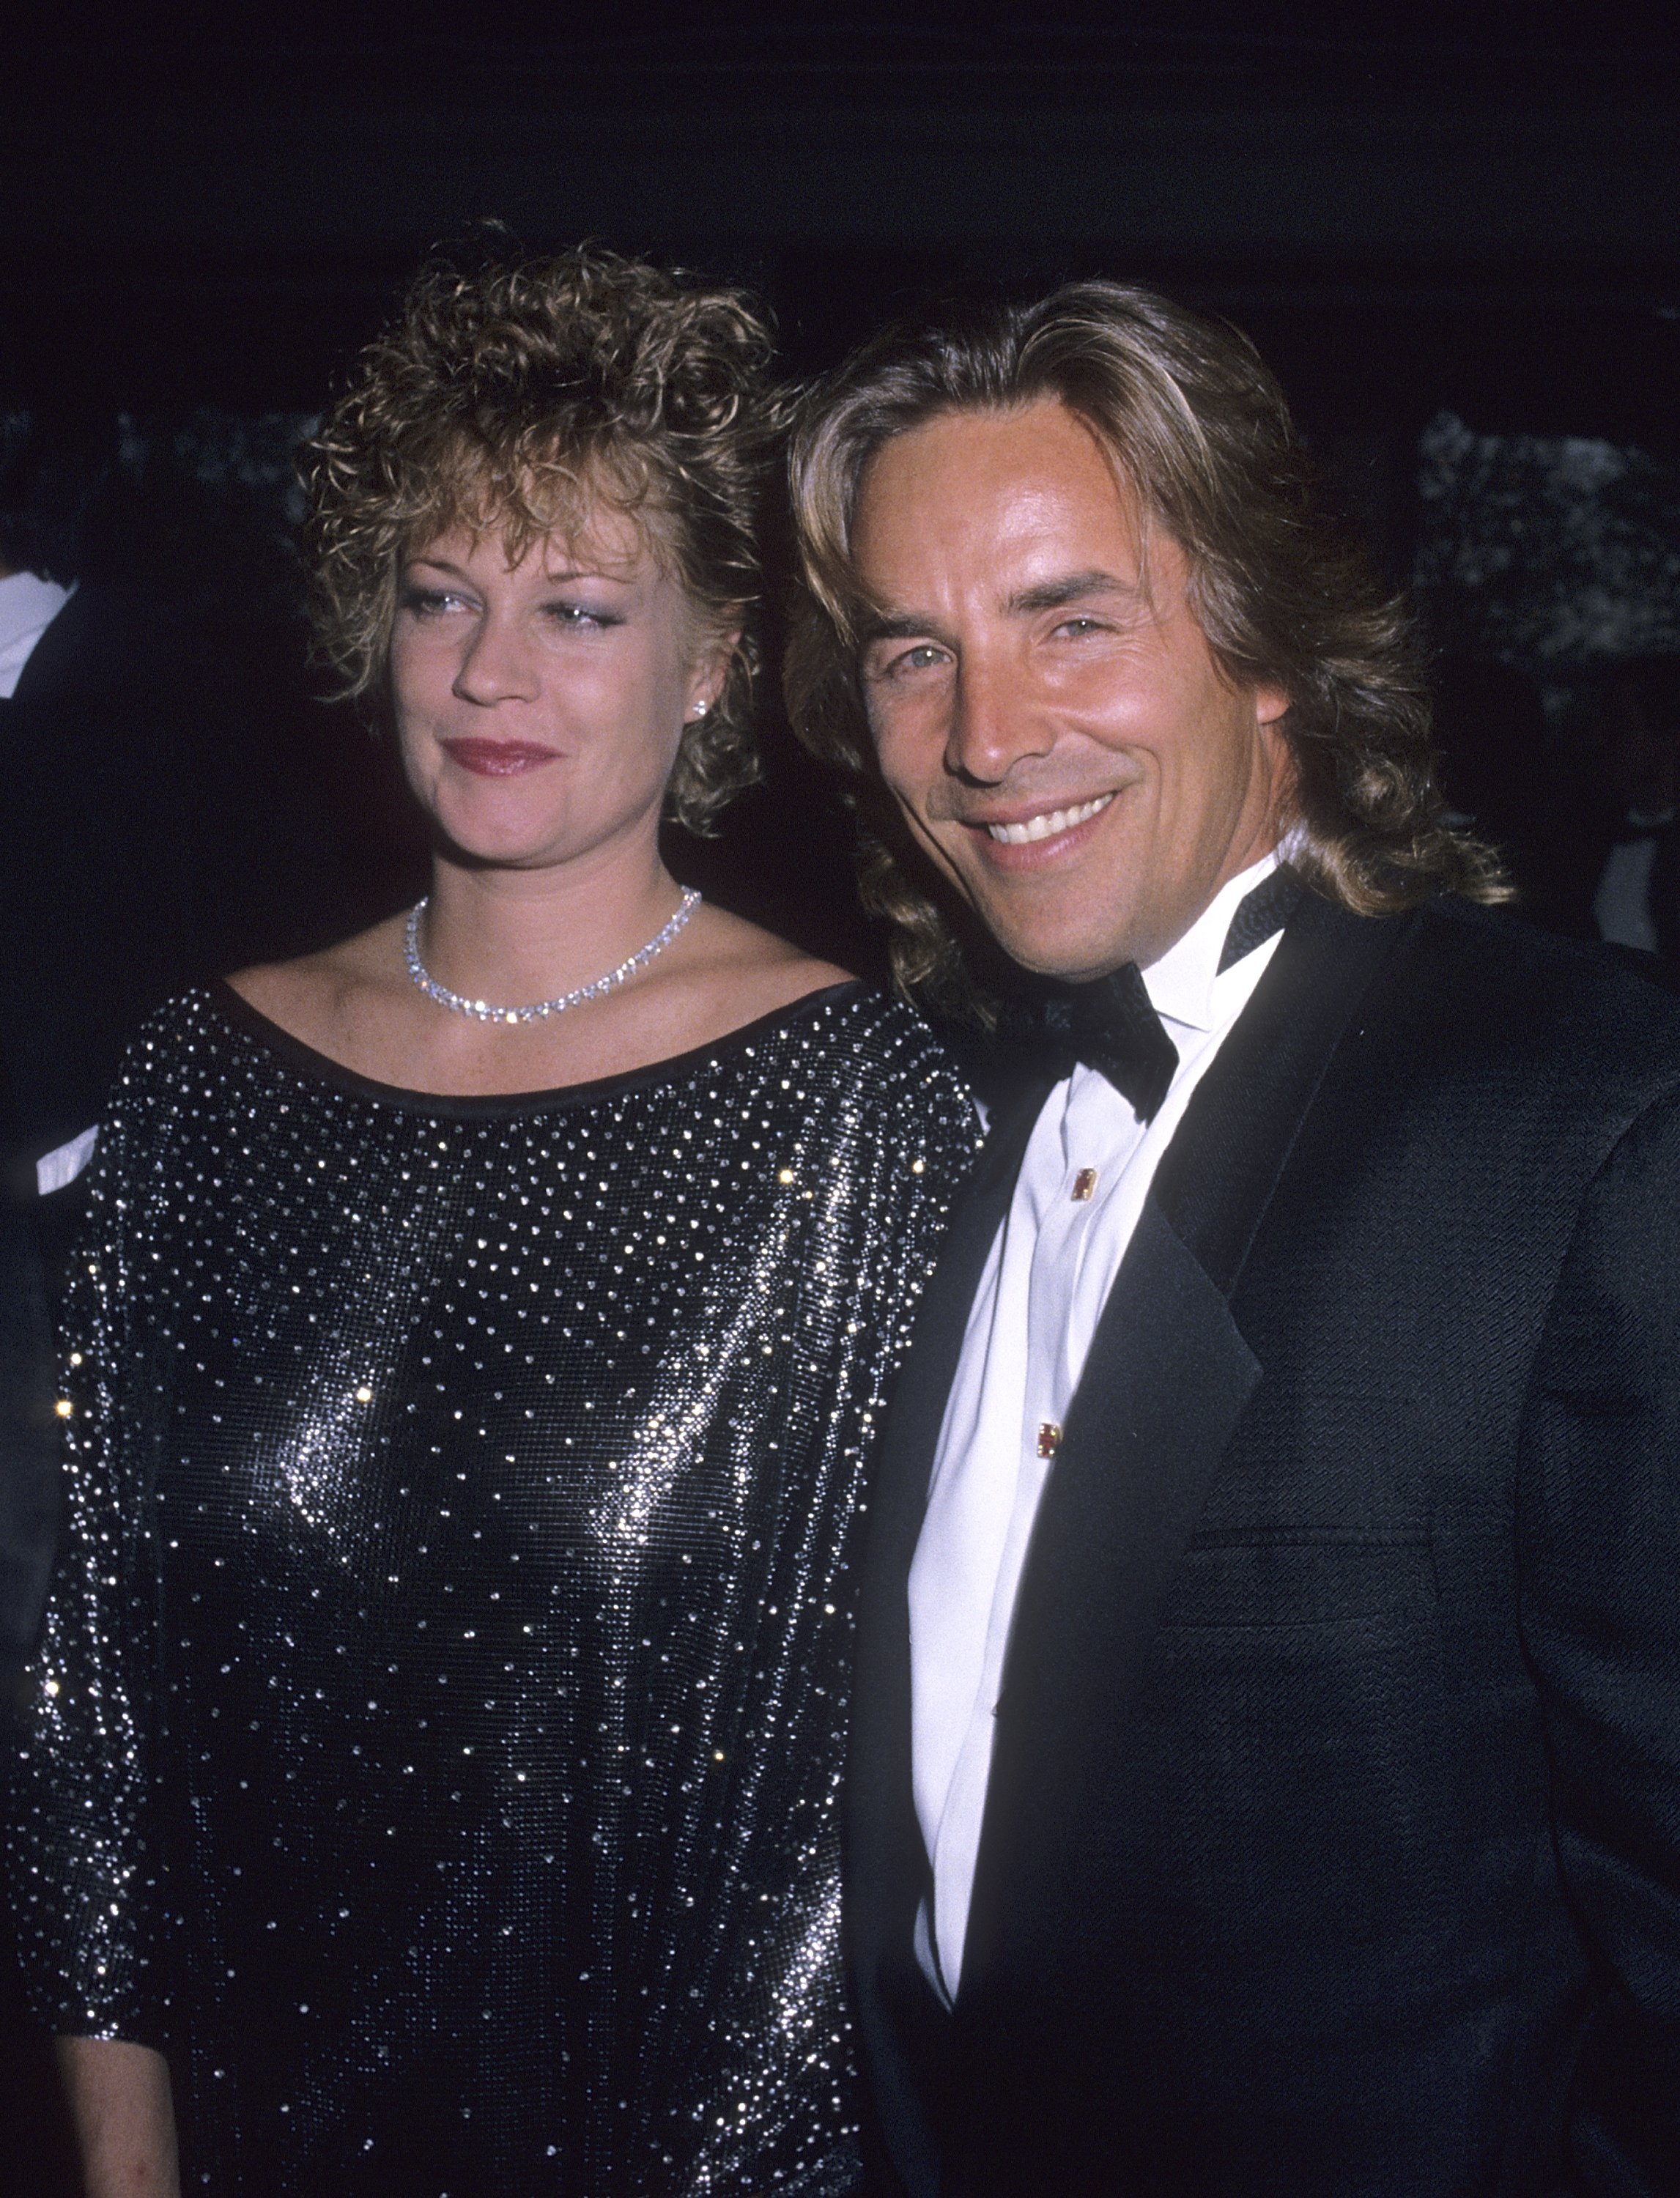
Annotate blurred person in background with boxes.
[0,415,195,1220]
[0,413,362,1276]
[0,432,91,1703]
[1581,656,1680,956]
[0,1193,55,1705]
[1430,654,1550,881]
[7,245,977,2198]
[1512,656,1680,967]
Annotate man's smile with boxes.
[978,792,1117,845]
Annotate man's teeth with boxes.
[986,793,1114,845]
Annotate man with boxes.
[0,418,379,1287]
[785,285,1680,2194]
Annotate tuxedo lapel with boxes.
[957,895,1413,1999]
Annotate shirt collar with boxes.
[1141,846,1283,1035]
[0,570,72,700]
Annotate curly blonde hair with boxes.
[785,281,1509,1016]
[304,243,786,835]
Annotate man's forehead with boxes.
[852,399,1151,585]
[854,563,1150,648]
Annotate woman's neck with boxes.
[417,841,687,1011]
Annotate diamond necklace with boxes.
[403,887,701,1024]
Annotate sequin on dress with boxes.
[8,980,979,2196]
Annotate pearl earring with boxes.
[692,700,708,719]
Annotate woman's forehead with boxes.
[407,497,667,584]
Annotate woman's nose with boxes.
[452,610,541,705]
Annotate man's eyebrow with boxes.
[853,569,1141,648]
[856,610,952,648]
[1007,568,1141,615]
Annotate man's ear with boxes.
[1254,687,1300,835]
[1254,682,1291,728]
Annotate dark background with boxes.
[4,4,1680,2186]
[7,3,1680,968]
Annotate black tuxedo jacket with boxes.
[853,892,1680,2197]
[0,1193,54,1688]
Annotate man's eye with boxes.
[1054,617,1103,638]
[885,644,947,676]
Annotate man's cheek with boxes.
[871,730,922,819]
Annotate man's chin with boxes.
[982,920,1135,985]
[940,862,1139,980]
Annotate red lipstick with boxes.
[440,737,559,778]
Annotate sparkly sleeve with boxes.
[670,1006,980,2197]
[857,1024,985,1347]
[792,1010,985,1491]
[7,1069,165,2043]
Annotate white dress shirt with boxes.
[1593,810,1674,954]
[908,850,1284,2004]
[0,569,70,700]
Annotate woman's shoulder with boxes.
[729,958,981,1143]
[101,919,398,1105]
[674,903,852,1026]
[75,982,277,1188]
[109,982,243,1080]
[223,919,404,1051]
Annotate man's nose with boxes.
[452,609,540,706]
[944,655,1050,785]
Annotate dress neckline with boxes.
[207,975,869,1120]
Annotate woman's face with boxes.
[390,503,725,873]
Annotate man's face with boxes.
[851,398,1293,978]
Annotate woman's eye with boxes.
[544,601,617,632]
[401,588,470,619]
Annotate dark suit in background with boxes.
[0,1193,54,1698]
[1515,659,1680,964]
[854,894,1680,2196]
[0,578,365,1183]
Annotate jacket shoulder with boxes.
[1374,896,1680,1105]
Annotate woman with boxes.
[10,248,978,2196]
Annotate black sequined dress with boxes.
[9,982,977,2196]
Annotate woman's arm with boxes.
[56,2039,180,2198]
[7,1090,167,2093]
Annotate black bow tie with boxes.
[1038,865,1303,1121]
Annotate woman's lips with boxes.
[440,737,560,778]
